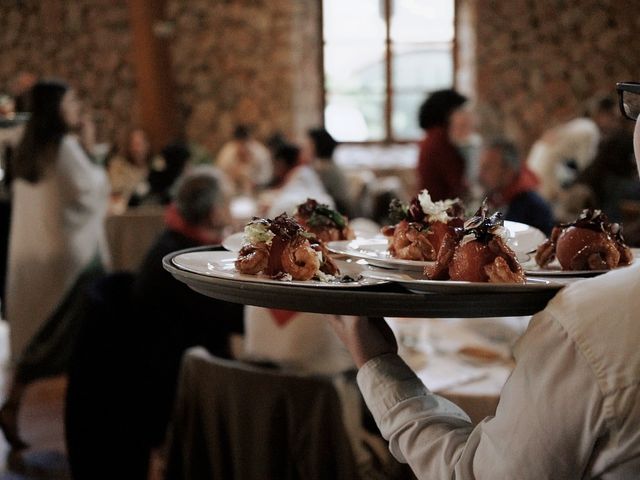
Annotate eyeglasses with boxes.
[616,82,640,121]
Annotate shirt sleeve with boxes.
[357,310,605,479]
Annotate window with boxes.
[322,0,455,142]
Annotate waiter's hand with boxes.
[328,316,398,368]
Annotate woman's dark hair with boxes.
[13,79,69,183]
[418,89,467,130]
[274,143,300,169]
[308,127,338,159]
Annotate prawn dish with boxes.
[381,190,464,261]
[535,209,633,271]
[425,203,525,284]
[235,214,338,281]
[293,199,354,244]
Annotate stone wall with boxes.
[0,0,321,155]
[2,1,638,156]
[471,0,640,151]
[167,0,322,156]
[0,0,135,144]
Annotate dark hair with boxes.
[13,79,69,182]
[418,89,467,130]
[274,143,300,169]
[486,137,521,171]
[308,127,338,159]
[233,124,250,140]
[595,96,616,113]
[266,131,288,154]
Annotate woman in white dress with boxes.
[1,80,110,449]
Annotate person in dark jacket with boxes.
[479,138,554,235]
[66,166,243,479]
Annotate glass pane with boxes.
[392,91,426,140]
[392,44,453,91]
[325,93,385,142]
[390,0,454,43]
[323,0,386,42]
[324,42,386,92]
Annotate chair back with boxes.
[166,347,359,480]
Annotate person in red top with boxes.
[479,138,554,235]
[416,89,469,201]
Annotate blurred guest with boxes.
[449,102,483,193]
[106,128,153,212]
[526,115,601,222]
[140,140,191,206]
[65,167,244,478]
[306,127,353,217]
[216,124,272,195]
[479,138,554,235]
[2,79,109,449]
[576,96,639,222]
[416,89,469,201]
[133,166,243,447]
[264,142,333,217]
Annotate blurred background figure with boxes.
[66,166,243,478]
[141,140,192,207]
[576,96,640,222]
[479,138,554,235]
[306,127,353,217]
[416,89,469,201]
[448,102,483,196]
[216,124,272,196]
[3,79,109,450]
[526,116,600,208]
[263,142,333,217]
[106,127,153,212]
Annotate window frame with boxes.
[320,0,458,144]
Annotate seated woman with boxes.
[107,127,153,212]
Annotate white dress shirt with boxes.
[358,261,640,479]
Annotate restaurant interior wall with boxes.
[470,0,640,151]
[1,0,639,156]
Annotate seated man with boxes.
[66,166,244,479]
[133,166,244,447]
[328,83,640,478]
[479,138,554,235]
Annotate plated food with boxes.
[535,209,633,271]
[425,203,525,284]
[381,190,464,261]
[235,214,339,281]
[293,198,354,243]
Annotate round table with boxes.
[163,246,561,318]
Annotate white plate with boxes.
[171,251,388,288]
[361,269,563,294]
[327,221,546,271]
[327,238,433,271]
[222,232,245,252]
[523,256,636,277]
[503,221,547,258]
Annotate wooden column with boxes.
[128,0,179,151]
